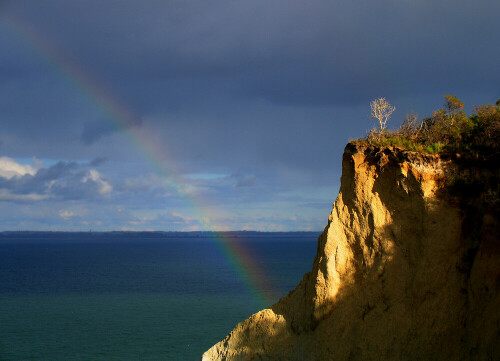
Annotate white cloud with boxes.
[0,189,50,202]
[0,157,41,179]
[183,225,200,232]
[172,211,196,223]
[59,210,75,218]
[82,169,112,195]
[120,227,139,231]
[122,173,164,190]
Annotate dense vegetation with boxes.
[361,96,500,156]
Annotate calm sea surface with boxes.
[0,232,318,360]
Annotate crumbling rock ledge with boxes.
[202,143,499,361]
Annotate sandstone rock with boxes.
[203,143,500,361]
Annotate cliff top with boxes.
[344,141,499,215]
[355,96,499,157]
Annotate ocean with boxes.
[0,232,318,360]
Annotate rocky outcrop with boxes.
[203,143,500,361]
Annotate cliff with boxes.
[202,143,500,361]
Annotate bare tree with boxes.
[400,111,421,138]
[370,97,396,131]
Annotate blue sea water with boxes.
[0,232,318,360]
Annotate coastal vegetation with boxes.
[359,96,500,214]
[361,96,500,156]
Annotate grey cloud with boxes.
[116,174,166,194]
[81,121,118,145]
[0,161,111,202]
[0,161,77,196]
[31,161,78,183]
[48,170,110,200]
[81,114,142,145]
[233,174,257,188]
[88,157,107,167]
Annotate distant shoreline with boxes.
[0,230,320,235]
[0,230,321,243]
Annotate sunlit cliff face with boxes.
[203,143,500,361]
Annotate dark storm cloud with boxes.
[1,1,497,135]
[3,0,498,112]
[2,0,497,156]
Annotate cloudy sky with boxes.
[0,0,498,231]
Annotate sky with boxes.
[0,0,498,231]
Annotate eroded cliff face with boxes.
[203,143,500,361]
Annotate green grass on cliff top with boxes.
[357,97,499,156]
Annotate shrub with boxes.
[361,95,499,156]
[444,95,465,125]
[399,112,420,139]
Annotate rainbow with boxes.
[2,15,277,308]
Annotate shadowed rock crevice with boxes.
[202,143,499,361]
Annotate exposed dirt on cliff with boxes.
[203,143,500,361]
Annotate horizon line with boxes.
[0,230,322,234]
